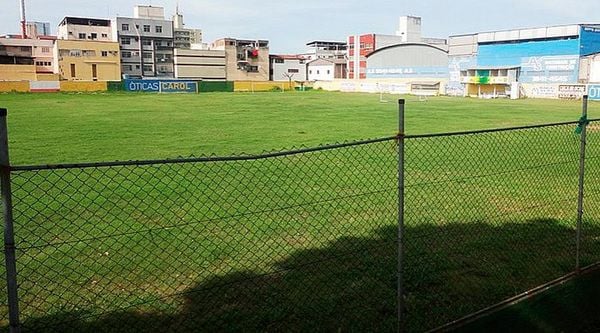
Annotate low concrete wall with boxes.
[234,81,295,92]
[0,81,30,93]
[0,65,37,81]
[60,81,108,92]
[314,78,448,95]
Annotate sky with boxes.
[2,0,600,53]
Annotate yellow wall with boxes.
[36,73,60,81]
[56,40,121,81]
[60,81,108,92]
[0,81,30,93]
[234,81,294,92]
[466,84,508,97]
[0,65,37,81]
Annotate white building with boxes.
[269,55,307,82]
[57,17,113,41]
[301,41,347,61]
[307,58,347,81]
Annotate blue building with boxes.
[448,24,600,98]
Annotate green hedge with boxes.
[199,81,234,92]
[107,81,124,91]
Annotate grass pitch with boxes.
[1,91,598,165]
[1,91,600,332]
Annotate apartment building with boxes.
[57,17,113,41]
[172,9,202,49]
[113,6,175,78]
[210,38,269,81]
[54,39,120,81]
[0,37,55,79]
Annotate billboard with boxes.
[125,79,198,93]
[589,85,600,101]
[558,85,586,100]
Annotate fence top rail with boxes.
[405,119,599,139]
[10,136,398,171]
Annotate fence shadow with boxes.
[19,218,600,333]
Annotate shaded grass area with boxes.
[13,220,600,333]
[455,268,600,333]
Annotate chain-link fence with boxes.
[0,98,599,332]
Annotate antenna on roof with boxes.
[19,0,27,39]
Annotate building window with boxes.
[142,40,152,46]
[327,70,331,75]
[156,26,163,33]
[143,25,151,32]
[317,70,320,74]
[143,52,152,59]
[122,51,132,58]
[143,65,153,72]
[122,65,133,71]
[274,58,284,64]
[121,38,131,45]
[248,65,259,73]
[135,65,140,69]
[20,46,29,52]
[122,24,129,31]
[102,33,108,38]
[42,47,50,53]
[79,33,86,39]
[288,69,300,73]
[70,64,76,78]
[91,33,97,40]
[69,49,82,57]
[101,51,108,57]
[82,50,96,57]
[309,70,312,74]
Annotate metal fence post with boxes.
[576,95,589,272]
[397,99,405,333]
[0,109,21,333]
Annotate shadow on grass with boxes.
[19,218,600,333]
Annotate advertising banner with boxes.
[558,85,586,100]
[125,79,198,93]
[589,85,600,101]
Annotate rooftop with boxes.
[59,17,111,27]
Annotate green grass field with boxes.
[2,91,598,164]
[2,91,600,332]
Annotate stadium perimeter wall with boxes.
[314,78,448,95]
[234,81,295,92]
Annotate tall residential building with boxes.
[26,22,51,38]
[172,7,202,49]
[210,38,269,81]
[57,17,113,41]
[113,5,175,78]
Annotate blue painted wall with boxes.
[580,26,600,56]
[477,39,580,83]
[447,56,477,95]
